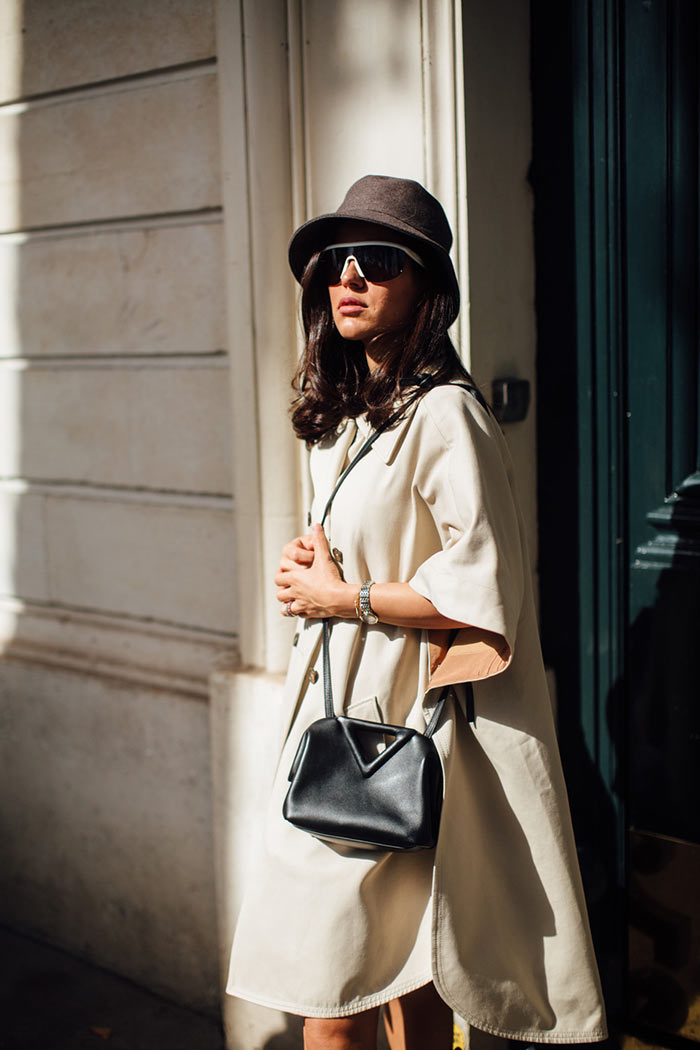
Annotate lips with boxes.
[338,297,365,316]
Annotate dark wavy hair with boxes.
[290,250,472,443]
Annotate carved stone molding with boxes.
[0,598,237,698]
[634,472,700,572]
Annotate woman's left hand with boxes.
[275,524,352,619]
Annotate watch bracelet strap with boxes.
[359,581,375,620]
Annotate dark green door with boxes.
[532,0,700,1041]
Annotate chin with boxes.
[335,322,371,343]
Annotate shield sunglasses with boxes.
[319,241,425,285]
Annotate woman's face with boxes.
[326,221,424,369]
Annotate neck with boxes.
[364,333,393,373]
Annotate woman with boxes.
[227,176,607,1050]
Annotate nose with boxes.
[340,256,365,288]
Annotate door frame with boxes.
[531,0,627,1017]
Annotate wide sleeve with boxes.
[408,386,525,661]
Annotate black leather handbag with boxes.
[283,620,451,851]
[282,381,479,852]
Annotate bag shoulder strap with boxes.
[323,618,453,733]
[319,380,486,730]
[449,380,493,416]
[319,384,424,528]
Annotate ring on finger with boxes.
[285,601,294,617]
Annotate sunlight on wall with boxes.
[302,0,426,214]
[0,3,24,103]
[0,354,22,623]
[0,238,22,365]
[0,0,23,632]
[0,331,21,471]
[0,242,22,607]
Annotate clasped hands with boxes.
[276,526,459,630]
[276,523,354,620]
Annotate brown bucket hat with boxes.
[288,174,460,318]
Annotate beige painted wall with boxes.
[0,661,220,1011]
[0,0,231,1013]
[462,0,538,576]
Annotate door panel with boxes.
[533,0,700,1041]
[624,1,700,848]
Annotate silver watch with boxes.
[358,581,378,625]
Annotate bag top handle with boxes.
[322,618,450,734]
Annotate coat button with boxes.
[308,668,319,684]
[332,547,343,564]
[292,633,299,646]
[307,512,312,526]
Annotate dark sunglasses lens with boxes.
[321,248,350,284]
[320,246,406,284]
[360,246,405,281]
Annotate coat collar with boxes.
[315,419,359,511]
[354,394,422,465]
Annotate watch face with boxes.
[362,610,378,625]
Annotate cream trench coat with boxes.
[227,384,607,1042]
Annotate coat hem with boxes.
[430,959,608,1043]
[432,972,607,1044]
[458,1017,608,1045]
[225,972,434,1018]
[431,895,608,1044]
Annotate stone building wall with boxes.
[0,0,231,1012]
